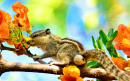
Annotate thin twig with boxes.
[0,43,46,64]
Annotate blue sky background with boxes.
[0,0,130,81]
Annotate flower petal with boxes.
[12,1,31,32]
[113,24,130,56]
[60,66,83,81]
[122,39,130,48]
[111,58,127,70]
[0,9,11,39]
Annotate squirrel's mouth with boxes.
[27,41,41,48]
[27,40,35,46]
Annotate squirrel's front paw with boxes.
[48,61,55,66]
[33,54,41,61]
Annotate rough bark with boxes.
[0,53,117,80]
[0,44,130,80]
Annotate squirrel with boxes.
[27,29,86,66]
[27,29,130,81]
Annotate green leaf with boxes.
[96,38,101,49]
[108,28,114,38]
[96,37,104,50]
[92,36,98,49]
[109,30,118,41]
[105,40,125,59]
[105,40,115,57]
[105,41,112,49]
[90,62,105,68]
[99,29,118,57]
[86,60,97,68]
[99,30,109,45]
[92,36,96,44]
[113,47,125,60]
[96,79,100,81]
[93,44,99,49]
[110,46,117,57]
[86,60,104,68]
[58,77,60,79]
[105,30,118,52]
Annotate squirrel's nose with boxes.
[27,40,35,46]
[27,41,30,44]
[27,40,32,45]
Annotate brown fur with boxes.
[62,38,85,51]
[27,29,84,66]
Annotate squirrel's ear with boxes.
[45,29,51,34]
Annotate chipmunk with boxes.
[27,29,130,81]
[27,29,86,66]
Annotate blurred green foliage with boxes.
[26,0,73,37]
[0,0,4,3]
[23,0,130,37]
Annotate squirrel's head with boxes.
[27,29,51,46]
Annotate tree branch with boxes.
[0,53,127,80]
[0,43,46,64]
[0,45,130,80]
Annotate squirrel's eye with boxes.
[33,34,38,38]
[82,58,85,61]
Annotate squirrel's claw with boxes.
[48,61,54,66]
[33,54,41,61]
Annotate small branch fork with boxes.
[0,43,129,80]
[0,42,46,64]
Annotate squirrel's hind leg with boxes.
[49,57,70,66]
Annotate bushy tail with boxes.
[81,49,130,81]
